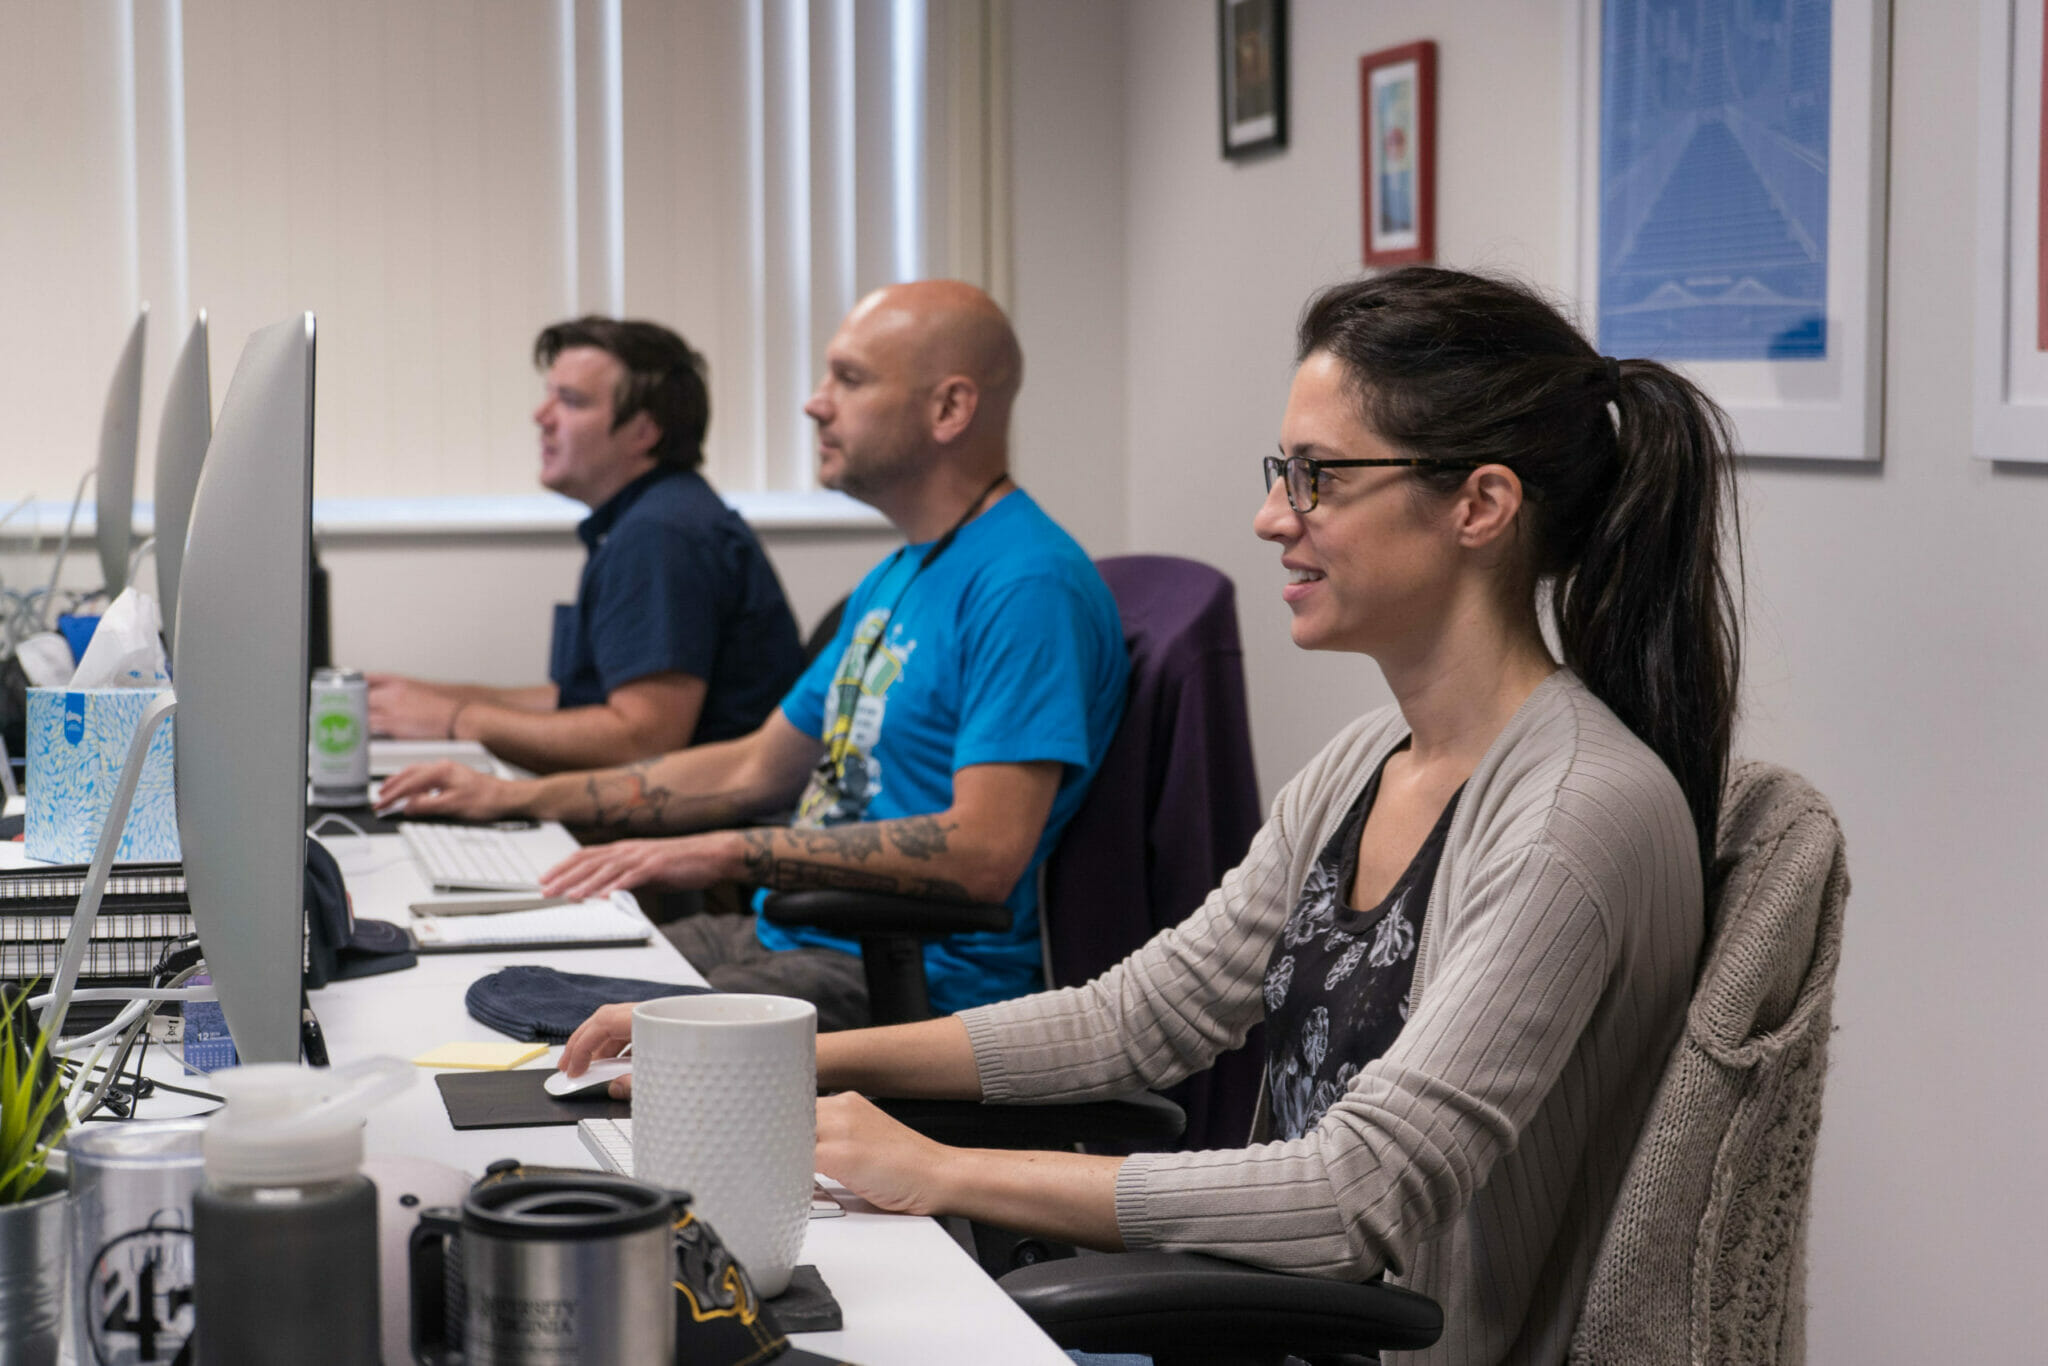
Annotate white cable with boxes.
[34,984,218,1051]
[126,534,157,586]
[65,964,209,1121]
[39,468,95,630]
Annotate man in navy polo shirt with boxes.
[370,319,803,774]
[379,283,1128,1029]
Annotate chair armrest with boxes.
[999,1251,1443,1359]
[873,1092,1186,1150]
[760,889,1011,937]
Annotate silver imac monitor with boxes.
[95,307,149,597]
[173,314,315,1064]
[152,312,211,648]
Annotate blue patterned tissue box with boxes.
[26,688,180,863]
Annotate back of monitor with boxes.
[173,313,315,1064]
[95,308,148,596]
[153,313,211,647]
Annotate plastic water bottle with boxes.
[192,1057,413,1365]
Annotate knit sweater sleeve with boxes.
[1113,840,1616,1280]
[956,785,1304,1102]
[956,710,1405,1103]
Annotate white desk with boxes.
[310,824,1067,1366]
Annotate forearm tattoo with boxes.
[738,827,973,900]
[886,815,955,860]
[576,759,738,834]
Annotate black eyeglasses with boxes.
[1262,453,1480,512]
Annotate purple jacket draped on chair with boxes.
[1043,554,1264,1149]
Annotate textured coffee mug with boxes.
[630,993,816,1296]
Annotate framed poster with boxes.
[1360,41,1437,267]
[1567,0,1890,461]
[1974,0,2048,461]
[1219,0,1287,158]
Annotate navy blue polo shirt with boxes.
[549,466,803,744]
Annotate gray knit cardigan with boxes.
[960,671,1704,1366]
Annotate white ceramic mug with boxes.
[630,993,817,1296]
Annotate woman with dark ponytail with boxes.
[568,268,1744,1366]
[1292,266,1742,883]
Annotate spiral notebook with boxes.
[408,893,652,953]
[0,853,194,980]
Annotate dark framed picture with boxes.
[1219,0,1287,159]
[1359,40,1436,266]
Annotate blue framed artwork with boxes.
[1974,0,2048,462]
[1571,0,1890,460]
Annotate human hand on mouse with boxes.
[560,1001,638,1099]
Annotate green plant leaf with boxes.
[0,985,68,1206]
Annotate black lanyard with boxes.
[816,473,1012,791]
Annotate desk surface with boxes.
[311,823,1066,1366]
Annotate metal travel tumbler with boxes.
[409,1167,680,1366]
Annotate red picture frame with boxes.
[1359,41,1437,267]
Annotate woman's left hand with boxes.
[814,1091,957,1216]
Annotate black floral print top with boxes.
[1262,748,1463,1142]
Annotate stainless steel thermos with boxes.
[409,1164,682,1366]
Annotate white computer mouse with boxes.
[542,1057,633,1099]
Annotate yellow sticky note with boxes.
[412,1041,548,1070]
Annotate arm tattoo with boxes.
[739,828,973,900]
[576,759,741,834]
[886,815,956,860]
[785,823,884,862]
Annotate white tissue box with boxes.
[26,687,180,863]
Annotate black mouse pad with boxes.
[434,1067,631,1130]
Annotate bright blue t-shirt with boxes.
[754,490,1128,1015]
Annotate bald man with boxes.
[378,282,1128,1029]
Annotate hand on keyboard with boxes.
[537,833,734,901]
[377,760,519,821]
[813,1091,954,1218]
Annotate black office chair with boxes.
[1002,1253,1442,1366]
[993,762,1850,1366]
[801,595,847,668]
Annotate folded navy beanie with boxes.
[465,965,712,1042]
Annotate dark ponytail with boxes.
[1297,267,1742,879]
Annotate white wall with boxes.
[1120,0,1568,793]
[1113,1,2045,1362]
[1005,0,1130,557]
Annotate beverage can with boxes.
[308,668,370,807]
[69,1120,208,1366]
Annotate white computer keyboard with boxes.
[576,1117,844,1218]
[400,822,543,892]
